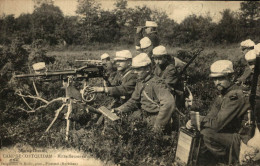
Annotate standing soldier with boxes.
[186,60,255,163]
[135,21,159,51]
[90,50,137,107]
[113,53,175,133]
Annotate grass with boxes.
[2,43,253,166]
[47,44,243,63]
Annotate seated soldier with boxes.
[100,53,117,86]
[153,45,187,109]
[114,53,175,132]
[140,37,156,70]
[186,60,255,163]
[237,39,255,84]
[238,50,257,91]
[152,45,179,89]
[90,50,137,107]
[140,37,154,58]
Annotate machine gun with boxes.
[14,64,119,141]
[14,64,104,102]
[178,48,203,77]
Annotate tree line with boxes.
[0,0,259,47]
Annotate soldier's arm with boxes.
[237,67,251,83]
[106,73,137,97]
[202,91,248,132]
[148,33,160,47]
[116,83,140,113]
[135,31,143,48]
[153,82,175,129]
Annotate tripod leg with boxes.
[45,104,66,132]
[65,100,72,141]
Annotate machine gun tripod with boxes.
[14,65,119,141]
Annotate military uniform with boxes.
[154,62,179,88]
[104,61,117,86]
[117,74,175,130]
[106,68,137,104]
[237,66,251,88]
[200,84,252,161]
[135,32,159,49]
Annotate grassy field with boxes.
[2,43,252,166]
[47,44,243,67]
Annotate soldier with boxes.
[186,60,254,163]
[153,45,179,89]
[135,21,159,51]
[89,50,137,106]
[237,39,256,83]
[152,45,186,110]
[140,37,154,58]
[240,39,255,56]
[240,44,260,121]
[237,50,257,90]
[113,53,175,132]
[100,53,117,86]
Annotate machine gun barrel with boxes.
[75,59,102,65]
[14,65,105,80]
[14,70,76,78]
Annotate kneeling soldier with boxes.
[90,50,137,106]
[100,53,117,87]
[186,60,254,163]
[114,53,176,132]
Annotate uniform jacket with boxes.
[237,66,252,84]
[201,84,251,133]
[117,75,175,128]
[107,68,137,101]
[104,61,117,86]
[153,62,179,88]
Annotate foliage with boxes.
[1,45,249,166]
[0,1,259,46]
[31,3,64,45]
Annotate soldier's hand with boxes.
[235,80,242,85]
[111,108,121,116]
[186,120,193,129]
[88,87,104,93]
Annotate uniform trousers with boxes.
[200,128,241,162]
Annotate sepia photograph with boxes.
[0,0,260,165]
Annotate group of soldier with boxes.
[76,21,260,164]
[26,19,260,164]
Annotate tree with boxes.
[31,3,64,45]
[60,16,82,45]
[151,10,177,46]
[211,9,241,43]
[239,1,260,41]
[240,1,260,27]
[0,15,16,44]
[76,0,101,43]
[16,14,33,44]
[176,14,213,44]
